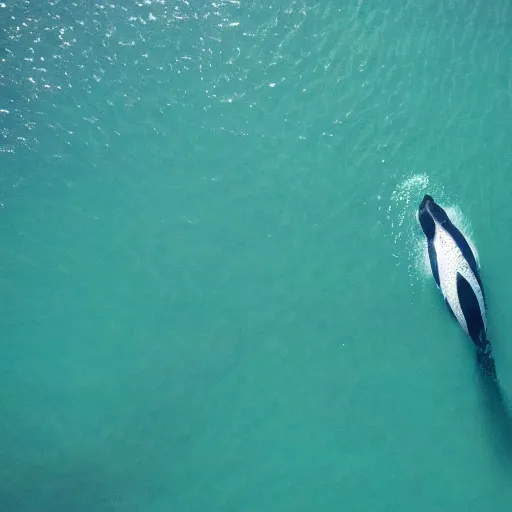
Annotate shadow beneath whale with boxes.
[476,363,512,470]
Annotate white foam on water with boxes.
[386,173,432,288]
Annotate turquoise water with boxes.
[2,0,512,510]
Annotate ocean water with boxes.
[2,0,512,510]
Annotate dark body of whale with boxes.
[418,194,497,380]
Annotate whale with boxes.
[417,194,497,380]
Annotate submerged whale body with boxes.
[417,194,497,380]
